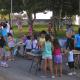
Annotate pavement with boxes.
[0,56,80,80]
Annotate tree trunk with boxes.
[27,11,34,36]
[52,10,58,35]
[9,13,11,27]
[27,12,33,26]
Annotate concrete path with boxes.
[0,57,80,80]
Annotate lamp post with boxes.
[11,0,12,27]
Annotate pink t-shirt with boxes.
[53,48,61,56]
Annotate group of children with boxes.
[22,31,62,78]
[22,28,80,78]
[0,20,79,78]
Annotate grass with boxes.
[13,24,47,38]
[13,24,79,38]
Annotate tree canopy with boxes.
[0,0,79,16]
[22,0,79,17]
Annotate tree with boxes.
[0,0,23,19]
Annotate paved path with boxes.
[0,57,80,80]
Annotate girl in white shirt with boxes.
[68,46,76,75]
[25,36,32,52]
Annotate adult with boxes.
[66,24,74,38]
[74,28,80,68]
[28,24,33,36]
[2,23,8,41]
[16,17,23,36]
[74,28,80,50]
[48,22,53,34]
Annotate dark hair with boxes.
[53,39,60,48]
[27,36,31,40]
[8,33,13,37]
[10,27,13,29]
[40,30,46,35]
[3,23,7,28]
[33,35,37,40]
[45,34,51,41]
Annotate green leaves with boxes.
[0,0,79,16]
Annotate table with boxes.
[73,50,80,69]
[73,50,80,55]
[26,52,42,73]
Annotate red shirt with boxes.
[53,48,61,56]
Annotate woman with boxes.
[74,28,80,68]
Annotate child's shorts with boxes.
[54,55,62,64]
[68,62,74,69]
[42,55,52,60]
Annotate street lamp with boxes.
[11,0,12,27]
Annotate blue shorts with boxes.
[54,55,62,64]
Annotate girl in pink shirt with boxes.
[53,39,62,77]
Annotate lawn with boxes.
[13,24,79,38]
[13,24,48,38]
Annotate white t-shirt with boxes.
[25,40,32,49]
[32,39,38,49]
[68,51,74,62]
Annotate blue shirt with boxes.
[2,28,7,37]
[75,34,80,48]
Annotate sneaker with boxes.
[52,75,55,78]
[68,72,73,76]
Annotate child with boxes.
[2,23,8,41]
[9,27,14,36]
[32,35,38,50]
[42,34,55,78]
[2,45,11,67]
[38,31,46,50]
[67,39,76,75]
[25,36,32,52]
[68,48,76,75]
[53,39,62,77]
[0,36,7,67]
[7,33,15,60]
[29,25,33,36]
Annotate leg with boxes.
[59,63,62,77]
[29,56,34,72]
[54,63,58,77]
[48,59,53,76]
[43,59,48,75]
